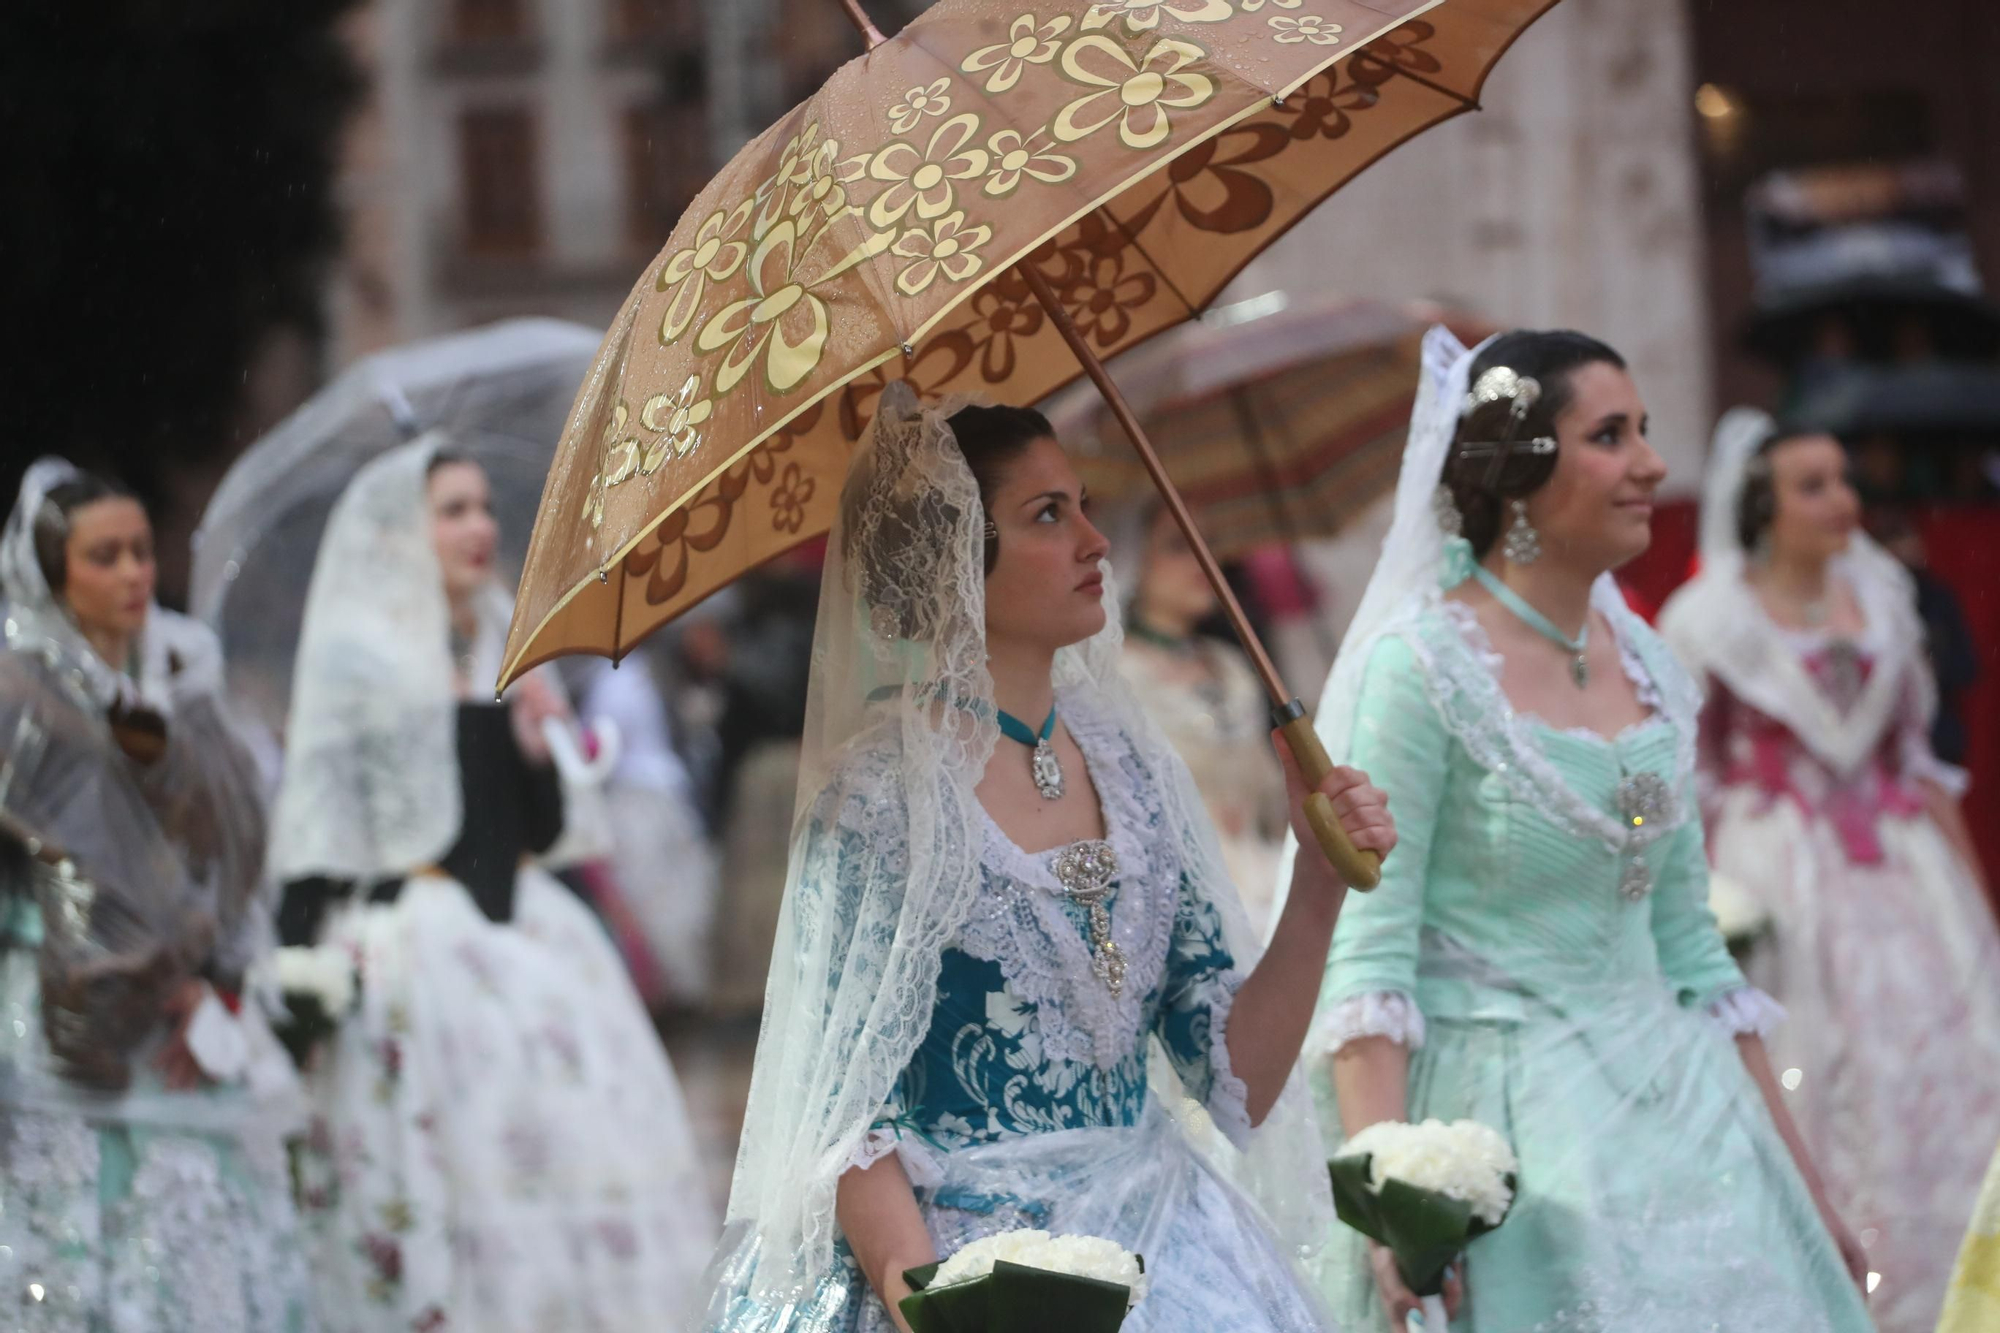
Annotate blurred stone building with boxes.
[324,0,925,361]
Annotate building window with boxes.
[459,107,541,255]
[613,0,697,41]
[623,101,710,253]
[451,0,530,44]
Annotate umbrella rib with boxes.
[1386,65,1479,112]
[1102,206,1200,321]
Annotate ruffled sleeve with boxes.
[1311,633,1450,1059]
[1896,668,1971,798]
[1153,871,1252,1149]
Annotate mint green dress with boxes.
[1309,590,1874,1332]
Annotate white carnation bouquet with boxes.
[901,1229,1145,1332]
[266,944,359,1069]
[1330,1119,1518,1332]
[1707,870,1771,947]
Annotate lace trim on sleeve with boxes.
[1705,986,1785,1039]
[845,1121,945,1190]
[1202,972,1253,1150]
[1901,726,1971,798]
[1307,990,1427,1061]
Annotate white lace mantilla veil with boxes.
[721,381,1333,1300]
[1658,409,1940,779]
[268,434,515,882]
[1269,327,1489,913]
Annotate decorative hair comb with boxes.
[1457,365,1557,486]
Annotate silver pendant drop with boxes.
[1620,858,1653,902]
[1031,737,1065,802]
[1571,652,1589,690]
[1053,840,1124,995]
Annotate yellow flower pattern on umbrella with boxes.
[892,212,994,296]
[982,127,1077,197]
[654,200,754,346]
[639,374,714,472]
[888,77,953,134]
[600,401,641,487]
[1269,14,1342,43]
[753,121,841,240]
[961,13,1072,94]
[695,218,894,395]
[1054,36,1217,151]
[1238,0,1300,10]
[848,112,991,230]
[1081,0,1233,37]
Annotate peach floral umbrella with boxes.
[501,0,1563,882]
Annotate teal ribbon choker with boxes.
[1470,563,1590,689]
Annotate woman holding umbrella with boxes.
[703,383,1392,1332]
[1301,329,1872,1331]
[267,438,714,1333]
[0,460,312,1331]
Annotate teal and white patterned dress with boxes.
[704,695,1332,1333]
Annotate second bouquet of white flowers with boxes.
[1330,1119,1518,1331]
[900,1229,1145,1333]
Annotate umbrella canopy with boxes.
[500,0,1562,688]
[1044,295,1491,555]
[191,318,601,738]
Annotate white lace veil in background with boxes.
[268,435,515,883]
[721,380,1333,1301]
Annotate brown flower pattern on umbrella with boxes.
[1350,19,1444,82]
[1063,252,1157,347]
[967,270,1046,382]
[1275,66,1381,142]
[962,13,1072,94]
[769,463,816,534]
[1053,35,1217,151]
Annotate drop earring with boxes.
[1502,499,1541,565]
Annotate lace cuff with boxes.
[1308,990,1427,1060]
[1203,976,1253,1150]
[1705,986,1785,1039]
[845,1121,946,1190]
[1902,730,1971,799]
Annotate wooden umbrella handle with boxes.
[1276,701,1382,890]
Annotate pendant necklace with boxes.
[1471,564,1590,689]
[998,705,1065,802]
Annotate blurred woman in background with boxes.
[0,459,310,1331]
[1661,410,2000,1333]
[1115,501,1288,936]
[268,437,714,1333]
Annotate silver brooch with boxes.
[1615,771,1673,834]
[1053,840,1125,996]
[1620,857,1653,902]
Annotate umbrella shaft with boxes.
[838,0,888,47]
[1014,259,1289,709]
